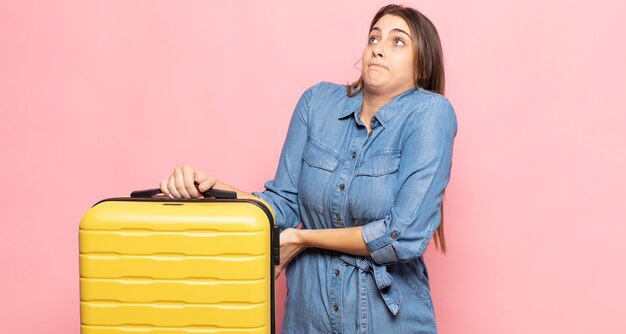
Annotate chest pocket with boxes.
[354,151,401,176]
[349,151,401,221]
[303,141,340,172]
[299,140,341,213]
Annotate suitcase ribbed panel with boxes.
[79,230,266,255]
[80,301,266,326]
[80,278,267,303]
[80,199,275,334]
[81,325,266,333]
[79,253,267,280]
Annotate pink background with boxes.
[1,0,625,333]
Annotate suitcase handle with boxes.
[130,185,237,199]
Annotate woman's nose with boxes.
[372,44,384,58]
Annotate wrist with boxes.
[296,229,310,249]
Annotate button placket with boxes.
[330,154,349,228]
[331,144,357,228]
[329,257,343,332]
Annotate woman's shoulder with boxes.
[296,81,350,116]
[302,81,347,98]
[292,82,350,126]
[408,88,453,108]
[401,89,457,133]
[406,89,455,118]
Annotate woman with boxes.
[160,4,457,333]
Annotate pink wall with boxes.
[1,0,625,333]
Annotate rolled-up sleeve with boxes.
[361,96,458,264]
[253,85,316,231]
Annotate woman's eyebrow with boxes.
[391,28,412,39]
[370,27,412,40]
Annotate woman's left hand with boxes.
[274,228,306,279]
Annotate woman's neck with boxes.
[361,86,412,130]
[362,90,389,120]
[361,87,413,120]
[360,92,387,133]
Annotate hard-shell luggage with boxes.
[79,189,279,334]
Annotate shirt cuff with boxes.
[361,217,399,265]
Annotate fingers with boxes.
[196,175,217,193]
[173,167,193,199]
[159,179,172,198]
[181,166,202,199]
[175,166,205,199]
[167,175,182,198]
[162,166,217,199]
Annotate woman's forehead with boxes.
[371,15,411,36]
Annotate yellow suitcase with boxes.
[79,188,279,334]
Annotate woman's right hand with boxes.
[159,166,218,199]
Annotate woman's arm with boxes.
[360,96,457,265]
[299,227,370,256]
[275,227,371,278]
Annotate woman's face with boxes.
[362,14,415,95]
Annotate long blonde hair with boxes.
[347,4,448,253]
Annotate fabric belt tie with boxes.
[340,254,402,316]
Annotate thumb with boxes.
[195,173,217,192]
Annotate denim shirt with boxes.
[254,82,457,334]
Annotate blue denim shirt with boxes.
[254,82,457,333]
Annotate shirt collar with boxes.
[338,89,363,119]
[338,88,416,128]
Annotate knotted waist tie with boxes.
[339,255,402,316]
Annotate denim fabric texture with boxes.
[253,81,457,334]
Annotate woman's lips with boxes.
[368,63,388,69]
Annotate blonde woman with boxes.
[161,4,457,333]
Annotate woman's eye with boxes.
[368,36,378,44]
[394,38,406,46]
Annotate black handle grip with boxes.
[130,188,162,198]
[130,185,237,199]
[201,188,238,199]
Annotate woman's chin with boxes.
[363,77,389,90]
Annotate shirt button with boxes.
[333,304,339,312]
[371,116,377,123]
[390,231,398,239]
[339,183,345,190]
[335,213,341,221]
[334,269,340,276]
[368,131,372,137]
[351,151,356,159]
